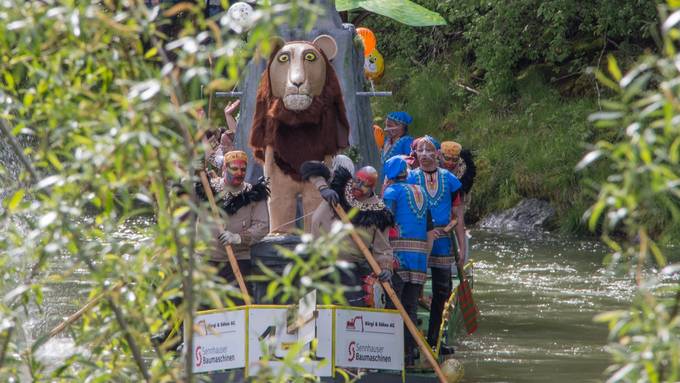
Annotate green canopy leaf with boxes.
[336,0,446,27]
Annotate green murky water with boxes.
[27,225,632,382]
[456,229,632,383]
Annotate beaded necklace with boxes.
[343,182,386,211]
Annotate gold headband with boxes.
[223,150,248,165]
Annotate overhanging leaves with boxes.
[336,0,446,27]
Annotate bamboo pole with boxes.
[331,205,447,383]
[197,171,252,305]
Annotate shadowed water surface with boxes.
[457,229,633,383]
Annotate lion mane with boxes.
[249,43,350,181]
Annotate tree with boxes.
[0,1,350,381]
[582,3,680,381]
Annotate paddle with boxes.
[453,244,477,335]
[331,204,448,383]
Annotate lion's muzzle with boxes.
[283,94,313,111]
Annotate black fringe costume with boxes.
[301,161,394,231]
[195,176,270,215]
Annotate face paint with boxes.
[416,140,438,171]
[351,166,378,200]
[440,154,459,170]
[384,119,404,140]
[224,159,247,187]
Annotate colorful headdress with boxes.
[386,111,413,126]
[223,150,248,164]
[383,156,408,180]
[441,141,462,157]
[418,135,440,150]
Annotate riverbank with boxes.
[371,55,601,235]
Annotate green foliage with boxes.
[583,4,680,381]
[0,1,352,381]
[364,0,661,97]
[371,53,599,231]
[339,0,446,27]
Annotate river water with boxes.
[22,225,631,382]
[457,229,632,383]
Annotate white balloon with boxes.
[226,2,254,33]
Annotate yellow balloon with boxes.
[364,49,384,81]
[441,358,465,383]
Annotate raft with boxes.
[188,260,474,382]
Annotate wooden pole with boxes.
[198,171,252,305]
[331,205,447,383]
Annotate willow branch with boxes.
[0,118,38,182]
[0,327,13,370]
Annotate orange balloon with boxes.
[373,124,385,149]
[356,27,376,57]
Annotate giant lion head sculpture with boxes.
[250,35,350,181]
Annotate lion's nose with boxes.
[289,65,305,89]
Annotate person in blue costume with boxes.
[381,111,415,166]
[382,156,433,365]
[408,135,464,355]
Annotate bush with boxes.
[362,0,661,97]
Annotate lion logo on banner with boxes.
[249,35,350,233]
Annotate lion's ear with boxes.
[267,36,286,61]
[313,34,337,61]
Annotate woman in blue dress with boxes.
[408,135,463,355]
[382,155,432,365]
[380,111,415,166]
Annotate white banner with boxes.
[190,309,247,373]
[334,308,404,371]
[247,307,333,377]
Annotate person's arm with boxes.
[223,99,240,133]
[426,208,435,256]
[310,201,332,238]
[373,227,394,271]
[301,161,338,204]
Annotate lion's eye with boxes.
[304,52,317,61]
[277,54,289,63]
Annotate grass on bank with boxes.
[370,53,605,235]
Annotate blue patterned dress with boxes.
[408,168,461,269]
[381,135,414,165]
[383,181,430,284]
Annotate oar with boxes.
[453,243,477,335]
[197,170,252,305]
[331,205,447,383]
